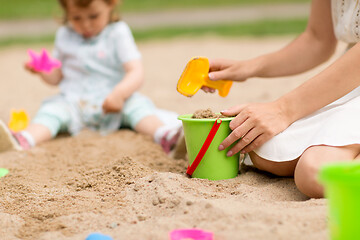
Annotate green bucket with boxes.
[178,114,239,180]
[319,161,360,240]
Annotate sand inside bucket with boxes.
[191,108,228,119]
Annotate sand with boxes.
[0,36,346,240]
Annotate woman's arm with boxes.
[209,0,337,82]
[102,59,144,113]
[281,42,360,124]
[221,41,360,155]
[255,0,337,77]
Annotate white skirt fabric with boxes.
[255,86,360,162]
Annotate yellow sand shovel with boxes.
[177,57,232,97]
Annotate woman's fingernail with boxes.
[220,109,227,114]
[208,73,214,80]
[226,151,233,157]
[218,144,224,151]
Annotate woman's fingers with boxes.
[219,102,289,155]
[208,58,237,81]
[241,134,269,154]
[208,70,229,81]
[221,105,250,131]
[221,104,245,115]
[219,118,253,151]
[226,127,263,156]
[208,58,253,82]
[208,58,234,72]
[201,86,216,93]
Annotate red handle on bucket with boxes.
[186,118,222,177]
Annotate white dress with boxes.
[255,0,360,161]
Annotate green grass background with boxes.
[0,18,307,47]
[1,0,310,19]
[0,0,309,47]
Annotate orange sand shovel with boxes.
[8,109,30,132]
[177,57,232,97]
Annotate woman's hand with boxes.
[202,58,259,93]
[219,101,291,156]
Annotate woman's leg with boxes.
[249,152,298,177]
[294,144,360,198]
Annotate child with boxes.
[204,0,360,198]
[0,0,182,155]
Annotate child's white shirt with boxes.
[53,21,141,106]
[36,21,144,135]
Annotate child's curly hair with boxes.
[58,0,121,23]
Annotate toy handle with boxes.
[203,77,233,97]
[186,118,222,177]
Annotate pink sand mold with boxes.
[169,228,214,240]
[27,48,62,73]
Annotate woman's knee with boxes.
[295,145,360,198]
[249,152,297,177]
[294,152,323,198]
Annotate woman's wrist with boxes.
[274,97,295,128]
[248,56,267,78]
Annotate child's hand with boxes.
[102,92,125,114]
[24,63,63,85]
[24,62,40,74]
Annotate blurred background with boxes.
[0,0,320,122]
[0,0,310,46]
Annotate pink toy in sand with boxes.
[27,49,62,73]
[169,228,214,240]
